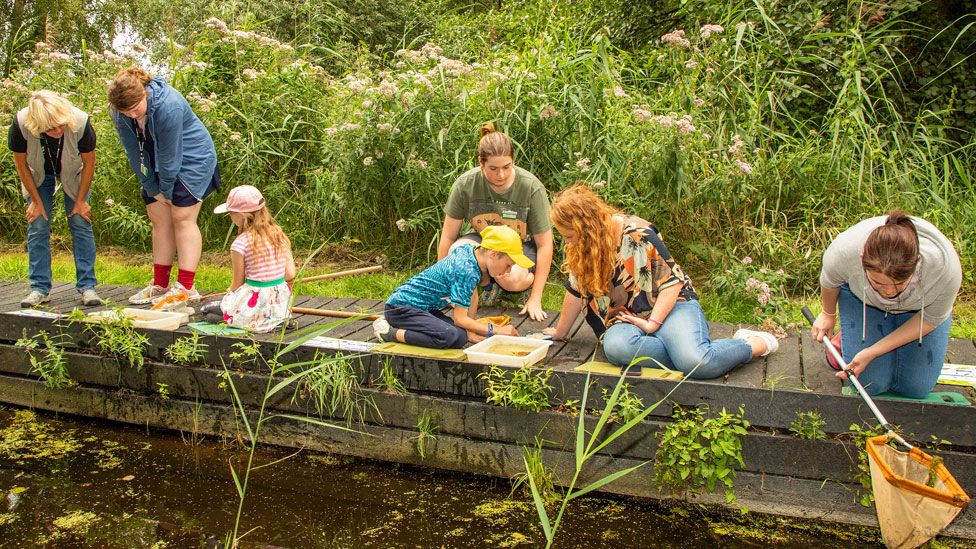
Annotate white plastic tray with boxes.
[464,335,553,367]
[85,308,185,331]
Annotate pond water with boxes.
[0,407,886,547]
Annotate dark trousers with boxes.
[384,303,468,349]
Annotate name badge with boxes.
[501,210,517,220]
[140,164,148,177]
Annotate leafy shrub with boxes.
[790,410,827,441]
[480,365,553,412]
[654,406,749,504]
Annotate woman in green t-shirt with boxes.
[438,124,553,322]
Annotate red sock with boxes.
[153,264,172,288]
[177,269,195,290]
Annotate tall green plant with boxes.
[522,358,691,548]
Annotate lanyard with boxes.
[134,118,149,177]
[42,135,63,178]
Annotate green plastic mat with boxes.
[188,321,247,336]
[841,386,970,405]
[370,342,467,361]
[575,361,684,380]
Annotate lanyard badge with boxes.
[136,124,149,177]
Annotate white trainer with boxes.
[733,328,780,357]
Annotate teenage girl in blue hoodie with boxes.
[108,67,219,306]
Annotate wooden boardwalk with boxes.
[3,279,974,398]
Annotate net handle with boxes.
[802,307,912,451]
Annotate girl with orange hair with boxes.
[543,185,778,378]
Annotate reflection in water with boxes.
[0,408,879,547]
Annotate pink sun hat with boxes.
[213,185,265,214]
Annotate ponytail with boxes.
[862,210,919,281]
[477,123,514,163]
[108,67,153,111]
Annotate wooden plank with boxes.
[946,338,976,365]
[800,328,842,394]
[724,323,766,388]
[763,331,806,391]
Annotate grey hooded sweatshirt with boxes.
[820,216,961,330]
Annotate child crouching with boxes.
[205,185,296,333]
[374,225,532,348]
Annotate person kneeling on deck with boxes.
[811,211,961,398]
[200,185,296,333]
[8,90,103,307]
[542,185,778,378]
[373,225,530,349]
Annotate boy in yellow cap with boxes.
[374,225,534,348]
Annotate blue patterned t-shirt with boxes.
[387,244,483,310]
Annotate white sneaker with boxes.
[151,282,201,310]
[733,328,780,357]
[373,316,392,342]
[21,290,50,308]
[129,283,168,305]
[81,288,104,306]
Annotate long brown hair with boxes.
[108,67,152,111]
[478,123,514,163]
[238,207,291,261]
[550,184,618,297]
[862,210,919,281]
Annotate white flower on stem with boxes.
[395,219,408,232]
[735,159,754,175]
[661,29,691,48]
[363,156,374,166]
[575,158,591,173]
[700,25,725,40]
[104,199,115,206]
[685,60,699,69]
[694,98,705,107]
[742,256,753,265]
[228,132,242,141]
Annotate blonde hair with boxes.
[108,67,152,111]
[478,123,514,163]
[238,207,291,262]
[550,184,619,298]
[23,90,80,137]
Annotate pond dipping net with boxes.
[866,435,970,548]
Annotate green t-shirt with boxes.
[443,166,551,241]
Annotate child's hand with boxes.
[497,325,519,337]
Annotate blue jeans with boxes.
[26,175,97,294]
[602,300,753,379]
[838,284,951,398]
[384,303,468,349]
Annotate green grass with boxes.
[3,251,971,338]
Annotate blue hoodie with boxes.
[111,77,217,201]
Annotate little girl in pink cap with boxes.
[203,185,296,332]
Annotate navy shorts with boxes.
[143,164,221,208]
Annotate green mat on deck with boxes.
[575,361,683,380]
[188,322,247,336]
[370,342,467,361]
[841,386,970,405]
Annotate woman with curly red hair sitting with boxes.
[542,185,778,378]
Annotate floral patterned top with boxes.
[565,220,697,338]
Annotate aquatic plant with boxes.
[15,330,73,389]
[219,323,371,546]
[373,355,407,394]
[81,307,150,371]
[297,353,378,426]
[165,332,209,365]
[601,383,643,423]
[654,406,749,505]
[848,422,884,507]
[411,410,438,459]
[522,356,692,548]
[790,410,827,441]
[479,365,553,412]
[511,436,558,504]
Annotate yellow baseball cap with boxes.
[480,225,535,269]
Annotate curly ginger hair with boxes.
[550,185,619,298]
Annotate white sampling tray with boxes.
[464,335,553,367]
[85,308,185,331]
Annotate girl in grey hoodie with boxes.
[811,211,961,398]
